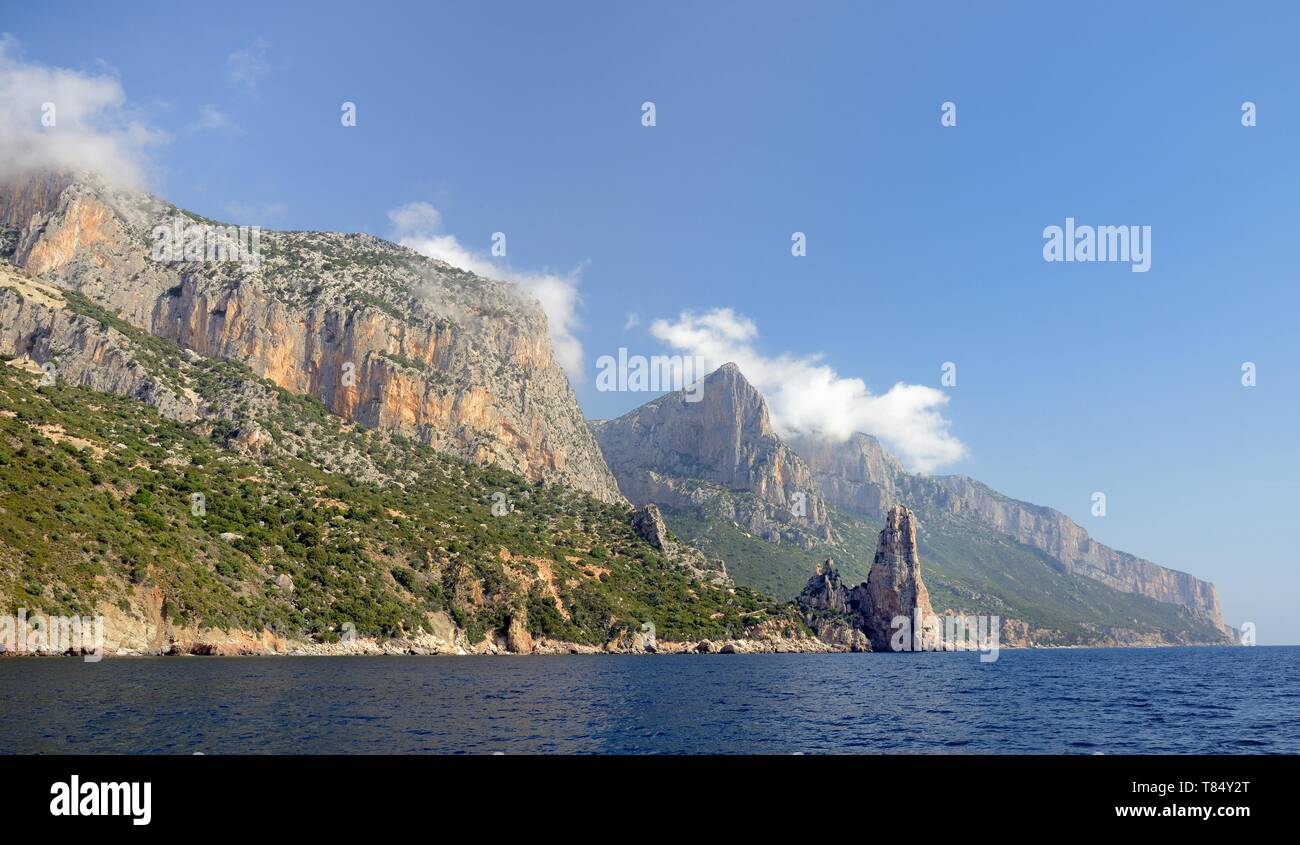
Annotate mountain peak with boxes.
[592,361,834,548]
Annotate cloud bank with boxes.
[388,202,586,379]
[649,308,966,473]
[0,35,163,189]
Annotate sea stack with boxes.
[864,504,936,651]
[797,505,940,652]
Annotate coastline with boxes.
[0,631,1237,659]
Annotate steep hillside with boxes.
[0,171,622,502]
[0,265,810,654]
[658,504,866,600]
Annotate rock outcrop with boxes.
[796,506,938,653]
[593,363,832,548]
[790,431,1228,629]
[798,559,856,615]
[0,171,623,502]
[630,504,731,586]
[795,560,870,651]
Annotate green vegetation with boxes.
[663,506,869,599]
[0,308,797,645]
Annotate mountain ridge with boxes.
[592,363,1232,644]
[788,430,1225,626]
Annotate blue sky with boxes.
[5,1,1297,641]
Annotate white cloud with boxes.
[623,312,639,331]
[225,39,270,93]
[191,104,232,132]
[388,202,586,379]
[649,308,966,472]
[0,34,165,189]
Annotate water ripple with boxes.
[0,647,1296,754]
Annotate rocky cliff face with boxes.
[0,171,623,502]
[798,559,855,615]
[593,363,832,548]
[789,431,1227,628]
[0,170,72,240]
[0,265,200,421]
[796,505,938,652]
[924,476,1223,621]
[787,431,904,520]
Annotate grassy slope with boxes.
[662,506,870,599]
[0,307,794,646]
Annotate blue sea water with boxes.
[0,647,1296,754]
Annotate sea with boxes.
[1,647,1296,754]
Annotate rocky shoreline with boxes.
[0,636,1234,658]
[1,630,847,658]
[2,505,1234,659]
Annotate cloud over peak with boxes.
[649,307,966,473]
[0,34,164,189]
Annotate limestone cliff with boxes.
[0,264,199,421]
[862,504,936,651]
[794,560,870,651]
[593,363,832,548]
[789,431,1227,629]
[0,171,623,502]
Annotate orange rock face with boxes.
[4,172,623,502]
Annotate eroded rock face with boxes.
[787,432,903,522]
[797,559,854,615]
[506,614,534,654]
[0,171,623,502]
[790,431,1227,628]
[594,363,832,548]
[0,170,72,239]
[795,559,870,651]
[0,270,200,422]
